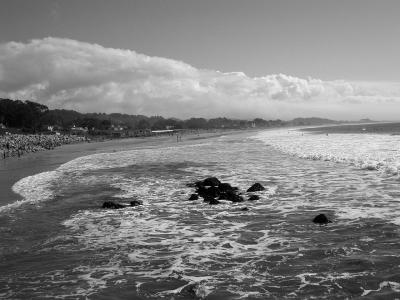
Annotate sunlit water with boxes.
[1,129,400,299]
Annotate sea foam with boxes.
[253,129,400,176]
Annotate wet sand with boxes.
[0,130,254,207]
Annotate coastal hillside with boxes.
[1,98,346,134]
[288,117,339,126]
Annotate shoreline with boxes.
[0,129,260,207]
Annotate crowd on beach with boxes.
[0,133,87,159]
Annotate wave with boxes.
[0,171,59,214]
[252,129,400,176]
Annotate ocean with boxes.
[1,125,400,299]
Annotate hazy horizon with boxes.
[1,0,400,120]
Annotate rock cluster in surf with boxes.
[101,177,267,210]
[187,177,265,205]
[99,176,332,225]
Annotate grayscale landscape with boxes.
[1,1,400,299]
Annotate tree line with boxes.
[0,98,338,134]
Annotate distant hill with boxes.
[287,117,339,126]
[1,98,368,134]
[0,98,284,133]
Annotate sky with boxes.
[0,0,400,120]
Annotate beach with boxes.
[2,125,400,299]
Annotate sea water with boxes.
[1,128,400,299]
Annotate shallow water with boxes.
[1,129,400,299]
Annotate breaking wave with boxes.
[253,128,400,176]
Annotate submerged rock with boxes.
[188,193,199,200]
[247,183,265,192]
[248,195,260,201]
[102,201,126,209]
[241,207,249,211]
[130,200,143,206]
[313,214,332,224]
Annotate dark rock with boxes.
[207,186,220,198]
[188,194,199,200]
[194,181,205,189]
[241,207,249,211]
[196,185,207,197]
[232,195,244,203]
[218,192,228,200]
[209,198,221,205]
[312,214,332,224]
[102,201,126,209]
[197,186,220,199]
[202,195,214,203]
[248,195,260,201]
[225,190,244,202]
[218,182,234,192]
[203,177,221,187]
[130,200,143,206]
[247,183,265,192]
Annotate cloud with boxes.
[1,37,400,120]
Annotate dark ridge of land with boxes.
[302,122,400,135]
[0,97,374,135]
[0,98,287,134]
[287,117,340,126]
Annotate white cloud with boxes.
[1,37,400,120]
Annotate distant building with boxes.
[70,125,88,135]
[151,129,174,135]
[111,124,127,131]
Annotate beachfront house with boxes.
[70,125,89,136]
